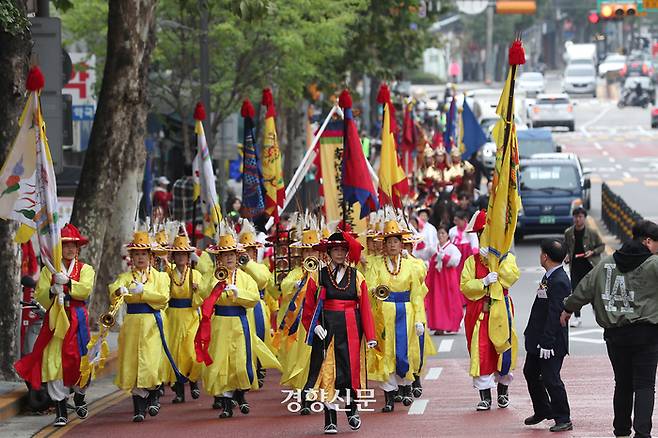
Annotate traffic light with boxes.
[495,1,537,14]
[598,2,643,19]
[588,11,600,24]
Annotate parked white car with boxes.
[517,72,545,96]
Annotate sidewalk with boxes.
[0,332,119,428]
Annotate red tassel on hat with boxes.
[338,89,352,109]
[26,66,45,92]
[241,98,255,118]
[376,83,391,105]
[509,40,526,66]
[193,102,206,121]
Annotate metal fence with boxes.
[601,183,643,242]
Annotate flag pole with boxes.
[341,105,348,228]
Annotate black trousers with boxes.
[523,353,571,423]
[606,341,658,438]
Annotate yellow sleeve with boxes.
[243,260,271,290]
[231,272,259,308]
[409,263,426,324]
[196,250,214,276]
[191,269,204,308]
[140,272,170,309]
[498,254,520,290]
[460,256,487,301]
[199,274,217,300]
[280,268,302,301]
[35,267,53,308]
[108,272,131,305]
[69,264,95,301]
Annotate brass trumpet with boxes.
[302,256,319,272]
[373,285,391,301]
[238,254,250,266]
[215,266,229,282]
[99,294,126,328]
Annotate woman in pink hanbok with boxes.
[449,211,479,306]
[425,226,463,334]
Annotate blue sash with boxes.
[214,305,254,384]
[74,306,89,357]
[169,298,192,308]
[384,291,410,378]
[253,301,266,341]
[126,303,188,383]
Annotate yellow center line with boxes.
[34,390,128,438]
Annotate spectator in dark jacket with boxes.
[523,238,572,432]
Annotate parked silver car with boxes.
[529,94,575,131]
[562,64,597,96]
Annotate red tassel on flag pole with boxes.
[338,89,352,109]
[26,66,45,92]
[241,98,255,118]
[509,39,526,66]
[376,83,390,105]
[193,102,206,121]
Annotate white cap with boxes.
[156,176,170,186]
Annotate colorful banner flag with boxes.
[261,88,285,221]
[460,100,488,159]
[240,98,265,218]
[192,102,222,238]
[443,97,456,151]
[401,100,417,174]
[339,90,379,218]
[479,40,525,355]
[313,119,344,223]
[377,84,409,209]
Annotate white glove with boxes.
[119,286,129,296]
[367,340,378,349]
[401,249,409,258]
[224,284,239,298]
[415,322,425,336]
[190,252,200,264]
[479,247,489,258]
[129,282,144,294]
[482,272,498,286]
[538,345,555,360]
[314,325,327,340]
[53,272,70,285]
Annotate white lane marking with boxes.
[638,125,650,135]
[425,367,443,380]
[623,171,631,178]
[609,157,616,163]
[438,339,454,353]
[626,142,636,149]
[519,266,544,273]
[581,105,612,129]
[408,399,429,415]
[593,142,602,150]
[580,127,592,138]
[570,337,605,345]
[602,150,609,156]
[571,328,603,335]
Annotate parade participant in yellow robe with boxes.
[276,229,321,415]
[109,231,179,423]
[14,224,95,428]
[239,221,276,386]
[196,232,280,419]
[152,229,172,403]
[460,210,520,411]
[402,234,437,399]
[367,220,427,412]
[164,234,203,403]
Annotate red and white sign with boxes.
[63,53,96,106]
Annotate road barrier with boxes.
[601,183,643,241]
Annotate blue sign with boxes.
[72,105,95,121]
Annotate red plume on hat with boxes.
[61,223,89,246]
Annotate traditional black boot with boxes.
[381,391,395,413]
[324,407,337,434]
[257,363,266,389]
[132,395,146,422]
[219,397,233,419]
[73,392,88,419]
[412,374,423,398]
[497,383,510,408]
[401,385,413,406]
[189,381,200,399]
[147,390,160,417]
[172,382,185,404]
[477,389,492,411]
[299,397,311,416]
[234,390,250,414]
[157,383,165,397]
[212,396,223,409]
[346,403,361,430]
[53,399,68,427]
[393,385,403,403]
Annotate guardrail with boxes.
[601,183,643,242]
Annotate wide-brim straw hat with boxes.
[239,231,264,248]
[166,235,196,252]
[207,234,238,254]
[290,229,320,249]
[126,231,153,251]
[375,220,412,241]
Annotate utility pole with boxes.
[484,4,494,84]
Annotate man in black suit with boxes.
[523,238,572,432]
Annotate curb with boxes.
[0,352,118,422]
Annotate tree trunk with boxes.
[0,0,32,380]
[70,0,158,321]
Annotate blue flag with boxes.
[443,98,456,151]
[241,99,265,218]
[461,100,488,159]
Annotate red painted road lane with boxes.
[58,355,655,437]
